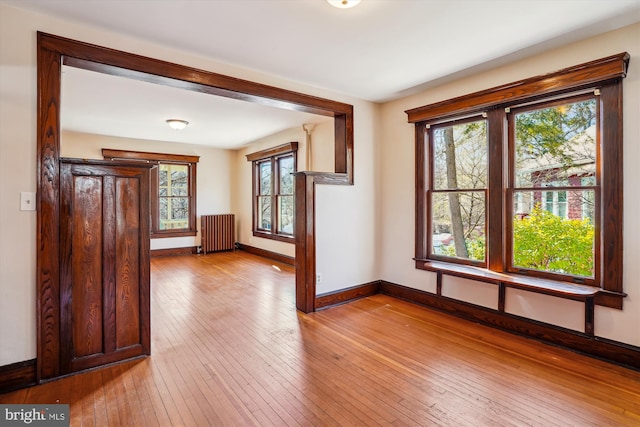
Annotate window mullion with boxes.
[487,109,506,272]
[599,83,623,295]
[272,157,278,234]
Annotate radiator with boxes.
[201,214,235,254]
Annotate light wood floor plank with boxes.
[1,251,639,426]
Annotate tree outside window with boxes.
[429,119,487,264]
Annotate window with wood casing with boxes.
[407,53,629,309]
[102,149,199,238]
[246,142,297,243]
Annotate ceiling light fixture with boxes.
[327,0,361,9]
[166,119,189,130]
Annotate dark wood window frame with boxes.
[406,53,629,309]
[102,149,199,238]
[246,142,298,243]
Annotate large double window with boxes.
[246,142,297,242]
[102,149,198,238]
[408,54,628,308]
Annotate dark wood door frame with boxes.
[37,32,353,381]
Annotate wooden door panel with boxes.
[60,160,150,374]
[70,175,104,358]
[115,176,141,349]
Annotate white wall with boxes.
[315,101,382,294]
[0,3,379,365]
[379,23,640,346]
[61,131,233,251]
[232,120,334,259]
[233,126,306,258]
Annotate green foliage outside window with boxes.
[513,206,594,277]
[441,236,485,261]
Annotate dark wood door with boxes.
[60,159,151,374]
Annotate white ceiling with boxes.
[61,65,330,149]
[5,0,640,148]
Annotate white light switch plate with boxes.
[20,192,36,211]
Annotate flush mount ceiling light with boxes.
[166,119,189,130]
[327,0,361,9]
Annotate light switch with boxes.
[20,192,36,211]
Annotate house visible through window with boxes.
[509,95,597,280]
[407,53,628,308]
[102,149,199,238]
[246,142,297,242]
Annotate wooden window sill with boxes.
[414,259,624,309]
[252,230,294,244]
[151,230,197,239]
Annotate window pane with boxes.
[258,196,271,230]
[171,197,189,220]
[259,161,272,195]
[431,192,485,261]
[159,197,189,230]
[159,168,168,187]
[512,190,595,277]
[169,165,189,196]
[514,99,596,188]
[433,120,487,190]
[279,156,294,195]
[159,197,168,221]
[278,195,294,234]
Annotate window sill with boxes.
[415,259,624,309]
[151,230,197,239]
[252,230,294,243]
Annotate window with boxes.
[508,95,598,281]
[157,162,192,231]
[429,117,488,265]
[102,149,199,238]
[407,53,628,308]
[246,142,297,242]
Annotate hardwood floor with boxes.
[2,251,639,426]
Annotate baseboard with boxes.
[379,280,640,371]
[316,281,381,310]
[0,359,37,394]
[236,243,295,266]
[150,246,197,257]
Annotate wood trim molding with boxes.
[379,281,640,371]
[56,40,353,117]
[295,173,316,313]
[150,247,197,257]
[245,142,298,162]
[316,281,381,310]
[293,171,353,313]
[0,359,37,394]
[236,243,295,266]
[37,36,62,381]
[406,53,629,123]
[102,148,200,164]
